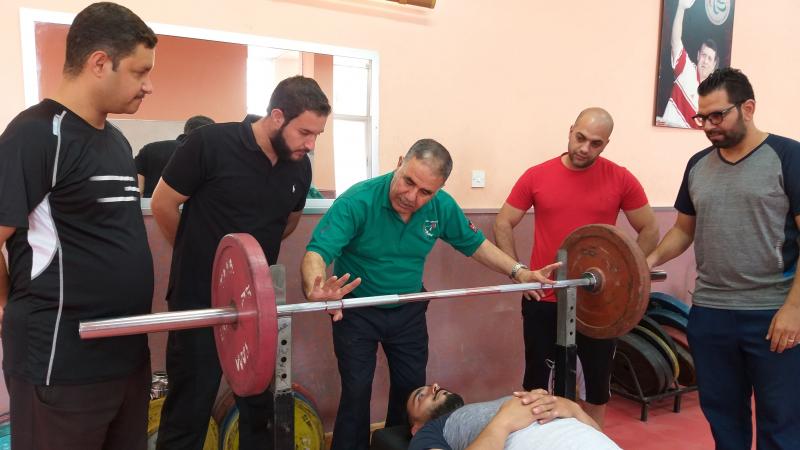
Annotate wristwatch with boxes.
[510,262,529,281]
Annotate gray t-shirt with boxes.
[409,397,621,450]
[675,135,800,309]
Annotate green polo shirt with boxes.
[307,172,485,301]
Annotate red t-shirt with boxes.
[506,155,648,301]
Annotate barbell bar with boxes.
[79,224,665,396]
[79,278,600,339]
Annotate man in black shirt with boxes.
[0,3,157,449]
[150,75,331,450]
[135,115,214,197]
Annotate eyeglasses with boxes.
[691,103,740,127]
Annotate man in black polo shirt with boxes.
[0,3,157,449]
[150,75,330,450]
[135,115,214,197]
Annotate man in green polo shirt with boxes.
[301,138,561,450]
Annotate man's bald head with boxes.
[564,107,614,170]
[573,107,614,137]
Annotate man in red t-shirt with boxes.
[493,107,658,427]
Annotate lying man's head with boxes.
[407,383,465,434]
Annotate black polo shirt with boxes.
[0,99,153,385]
[134,136,183,197]
[162,121,310,309]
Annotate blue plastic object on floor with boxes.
[649,292,691,319]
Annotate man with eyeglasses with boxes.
[647,67,800,449]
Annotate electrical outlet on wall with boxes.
[471,170,486,188]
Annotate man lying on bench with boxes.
[406,383,621,450]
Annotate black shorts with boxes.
[521,298,616,405]
[5,362,150,450]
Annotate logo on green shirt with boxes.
[423,220,439,238]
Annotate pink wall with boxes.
[34,22,248,122]
[4,1,800,208]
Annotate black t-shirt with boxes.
[134,136,183,197]
[409,414,452,450]
[0,99,153,384]
[162,121,310,309]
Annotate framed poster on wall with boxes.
[654,0,735,129]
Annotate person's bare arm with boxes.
[283,211,302,239]
[671,0,695,60]
[493,203,526,261]
[300,251,361,321]
[470,240,560,299]
[465,397,538,450]
[137,174,145,194]
[150,179,189,246]
[646,212,696,268]
[623,204,660,255]
[765,214,800,353]
[513,389,601,431]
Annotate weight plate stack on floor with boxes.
[658,323,696,387]
[614,295,698,399]
[216,384,324,450]
[660,323,689,350]
[294,389,325,450]
[647,308,689,332]
[673,342,697,386]
[613,333,671,396]
[647,292,690,333]
[631,325,680,386]
[648,292,691,319]
[148,397,218,450]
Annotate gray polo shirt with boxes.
[675,134,800,309]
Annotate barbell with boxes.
[79,224,663,396]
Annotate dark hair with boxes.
[428,393,465,422]
[403,138,453,180]
[700,38,719,60]
[697,67,755,104]
[184,115,215,134]
[267,76,331,124]
[63,3,157,77]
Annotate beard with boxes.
[705,115,746,149]
[269,125,295,162]
[567,151,597,169]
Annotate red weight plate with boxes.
[660,324,690,351]
[559,224,650,339]
[212,234,277,396]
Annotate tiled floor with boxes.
[604,391,714,449]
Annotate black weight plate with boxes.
[614,333,669,396]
